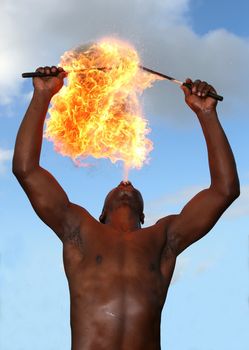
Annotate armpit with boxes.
[64,226,83,251]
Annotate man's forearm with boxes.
[13,90,51,175]
[197,109,240,198]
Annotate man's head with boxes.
[99,181,145,225]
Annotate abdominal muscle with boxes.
[68,271,164,350]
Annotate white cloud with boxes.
[0,148,13,174]
[171,252,219,284]
[145,184,203,225]
[145,183,249,225]
[23,90,33,102]
[171,256,189,284]
[1,0,249,121]
[194,259,214,275]
[0,0,190,101]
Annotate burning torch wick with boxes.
[139,66,223,101]
[21,66,223,101]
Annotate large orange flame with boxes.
[45,39,159,177]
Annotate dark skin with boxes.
[13,66,240,350]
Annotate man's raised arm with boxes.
[13,66,85,241]
[164,79,240,256]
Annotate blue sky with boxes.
[1,1,249,349]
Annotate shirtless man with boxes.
[13,66,239,350]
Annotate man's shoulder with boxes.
[62,203,101,238]
[141,215,179,240]
[153,214,178,230]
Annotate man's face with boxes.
[100,181,144,223]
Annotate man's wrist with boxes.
[196,108,218,119]
[33,89,53,104]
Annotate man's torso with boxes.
[62,213,176,350]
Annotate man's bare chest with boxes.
[62,225,176,295]
[64,226,162,266]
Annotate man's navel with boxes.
[96,255,103,264]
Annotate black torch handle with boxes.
[183,83,223,101]
[22,70,223,101]
[22,68,106,78]
[22,72,59,78]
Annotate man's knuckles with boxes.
[190,80,214,97]
[35,66,61,76]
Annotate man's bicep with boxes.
[17,166,72,238]
[167,188,231,255]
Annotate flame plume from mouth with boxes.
[45,39,159,174]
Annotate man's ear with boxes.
[140,213,145,225]
[99,212,106,224]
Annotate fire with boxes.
[45,39,159,175]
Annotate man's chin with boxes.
[114,196,135,209]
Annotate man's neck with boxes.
[105,207,141,232]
